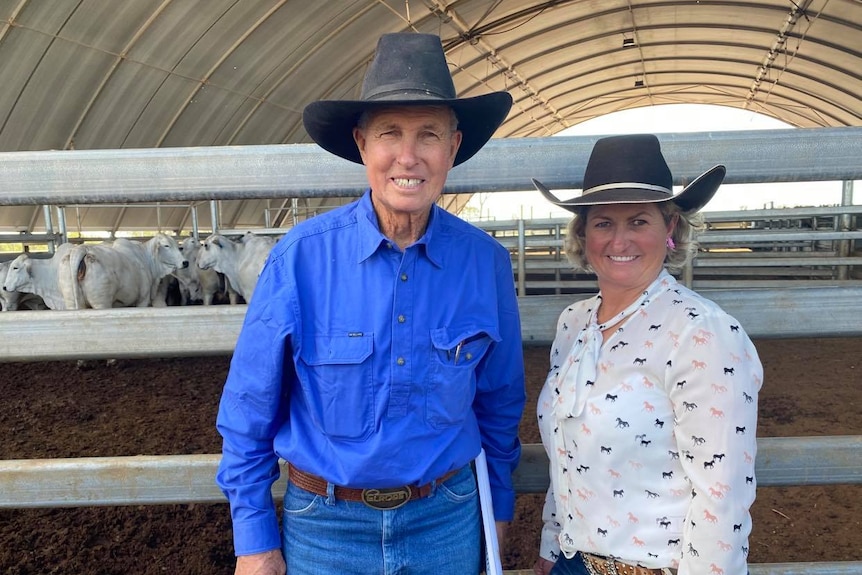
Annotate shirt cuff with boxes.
[232,514,281,556]
[539,525,562,562]
[491,485,515,522]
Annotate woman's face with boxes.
[584,203,674,293]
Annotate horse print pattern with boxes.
[537,270,762,574]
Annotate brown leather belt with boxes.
[581,552,675,575]
[287,463,460,510]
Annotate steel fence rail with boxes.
[1,437,858,509]
[0,128,860,574]
[0,128,860,206]
[0,439,859,574]
[1,285,861,362]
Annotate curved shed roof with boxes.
[0,0,860,235]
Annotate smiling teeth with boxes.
[394,178,422,187]
[609,255,637,262]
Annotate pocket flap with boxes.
[300,333,373,366]
[430,327,500,351]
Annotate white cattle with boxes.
[169,236,238,305]
[1,261,48,311]
[2,244,75,310]
[197,233,276,303]
[59,233,188,309]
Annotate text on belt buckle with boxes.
[361,486,412,510]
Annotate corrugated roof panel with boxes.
[0,0,858,235]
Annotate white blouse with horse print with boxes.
[537,270,762,575]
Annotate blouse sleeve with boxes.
[537,317,569,564]
[666,305,763,575]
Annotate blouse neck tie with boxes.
[553,270,674,420]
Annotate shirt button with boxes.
[465,352,473,361]
[400,273,408,281]
[398,314,406,323]
[396,357,406,366]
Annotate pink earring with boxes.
[666,236,676,249]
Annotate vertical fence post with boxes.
[554,222,562,296]
[517,219,526,297]
[209,200,219,234]
[190,206,200,241]
[838,180,855,280]
[41,205,56,254]
[56,206,67,244]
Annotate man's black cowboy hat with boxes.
[533,134,726,213]
[302,33,512,166]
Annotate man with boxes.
[216,33,526,574]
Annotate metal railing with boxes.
[477,204,861,296]
[0,128,861,573]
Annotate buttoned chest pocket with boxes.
[298,333,374,440]
[427,328,496,429]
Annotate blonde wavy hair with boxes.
[564,202,704,273]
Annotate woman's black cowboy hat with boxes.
[302,33,512,167]
[533,134,726,213]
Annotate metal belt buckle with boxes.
[360,486,411,510]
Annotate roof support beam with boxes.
[746,0,816,108]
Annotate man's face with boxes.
[353,105,462,219]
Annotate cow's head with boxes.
[151,233,188,273]
[197,235,229,271]
[3,253,33,292]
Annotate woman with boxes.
[531,134,762,575]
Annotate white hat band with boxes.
[583,182,673,196]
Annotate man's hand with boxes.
[234,549,285,575]
[495,521,508,558]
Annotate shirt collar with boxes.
[354,190,443,268]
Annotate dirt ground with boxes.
[0,337,860,574]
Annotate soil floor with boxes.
[1,337,860,574]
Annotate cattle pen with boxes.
[1,128,861,574]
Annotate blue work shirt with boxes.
[216,191,526,556]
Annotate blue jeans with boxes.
[551,554,692,575]
[282,465,480,574]
[550,552,589,575]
